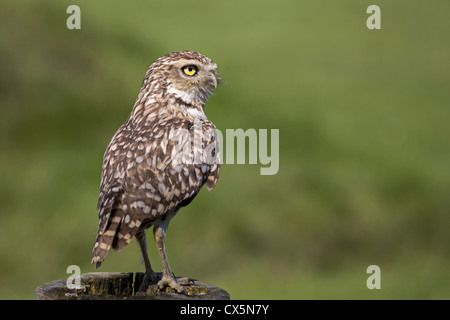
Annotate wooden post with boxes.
[35,272,230,300]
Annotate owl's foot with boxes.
[138,271,162,292]
[157,274,188,295]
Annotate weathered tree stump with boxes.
[35,272,230,300]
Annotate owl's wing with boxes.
[125,117,220,207]
[93,118,219,260]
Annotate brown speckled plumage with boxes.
[91,51,220,294]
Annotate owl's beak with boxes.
[206,72,218,89]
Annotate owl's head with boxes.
[145,51,219,107]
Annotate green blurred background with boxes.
[1,0,449,299]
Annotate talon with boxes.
[157,275,188,295]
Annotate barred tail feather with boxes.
[91,208,123,268]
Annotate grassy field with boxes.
[0,0,449,299]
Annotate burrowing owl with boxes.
[91,51,220,294]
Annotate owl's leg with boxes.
[136,230,160,292]
[153,222,188,295]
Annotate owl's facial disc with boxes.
[178,63,218,89]
[167,60,218,105]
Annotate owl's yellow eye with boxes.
[182,65,198,76]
